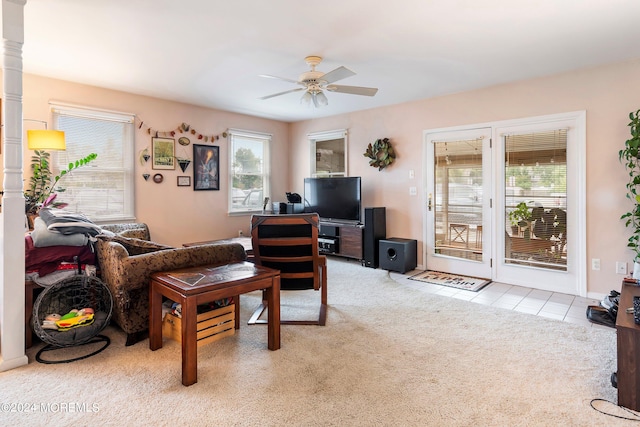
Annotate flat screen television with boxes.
[303,176,362,223]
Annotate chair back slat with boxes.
[251,214,321,291]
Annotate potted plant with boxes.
[620,109,640,278]
[25,150,97,225]
[508,201,532,238]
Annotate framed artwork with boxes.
[193,144,219,191]
[177,176,191,187]
[152,137,175,170]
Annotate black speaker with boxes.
[379,238,417,273]
[363,207,386,268]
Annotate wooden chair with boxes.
[449,223,469,246]
[248,213,327,325]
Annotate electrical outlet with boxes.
[238,230,243,237]
[616,261,628,275]
[592,258,600,271]
[409,186,417,196]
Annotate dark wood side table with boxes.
[616,281,640,411]
[149,261,280,386]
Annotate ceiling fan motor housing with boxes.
[299,70,325,85]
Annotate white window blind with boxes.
[51,103,135,222]
[228,128,271,214]
[504,129,568,270]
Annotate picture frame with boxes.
[177,176,191,187]
[152,137,175,170]
[193,144,219,191]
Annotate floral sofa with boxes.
[97,223,247,346]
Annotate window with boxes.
[228,128,270,214]
[309,129,347,177]
[51,103,135,222]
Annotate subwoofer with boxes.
[362,207,386,268]
[379,238,417,273]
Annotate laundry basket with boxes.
[32,274,113,363]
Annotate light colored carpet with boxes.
[1,258,630,426]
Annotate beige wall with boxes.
[6,73,290,246]
[289,58,640,297]
[5,58,640,296]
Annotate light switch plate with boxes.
[617,261,627,275]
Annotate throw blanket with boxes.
[25,235,96,276]
[39,208,102,237]
[31,217,89,247]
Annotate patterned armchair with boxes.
[96,224,246,345]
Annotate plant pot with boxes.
[633,261,640,280]
[177,159,191,173]
[26,213,39,231]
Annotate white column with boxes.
[0,0,28,372]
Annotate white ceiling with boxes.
[14,0,640,122]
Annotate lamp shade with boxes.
[27,130,66,150]
[316,91,328,106]
[301,91,312,105]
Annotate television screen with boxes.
[303,176,362,223]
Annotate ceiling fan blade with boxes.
[326,85,378,96]
[320,66,356,84]
[259,87,305,100]
[259,74,301,85]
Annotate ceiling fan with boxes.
[259,56,378,107]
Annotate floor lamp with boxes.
[25,119,66,151]
[24,120,66,229]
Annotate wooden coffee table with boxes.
[149,261,280,386]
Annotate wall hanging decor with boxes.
[193,144,219,191]
[177,158,191,172]
[364,137,396,170]
[152,137,175,170]
[177,176,191,187]
[175,142,192,173]
[139,147,151,164]
[136,118,226,143]
[143,173,150,181]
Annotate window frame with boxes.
[227,128,271,215]
[308,129,348,177]
[50,102,135,222]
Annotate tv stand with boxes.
[318,220,363,260]
[616,281,640,411]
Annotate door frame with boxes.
[422,111,587,296]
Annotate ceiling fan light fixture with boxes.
[316,91,328,107]
[301,90,313,105]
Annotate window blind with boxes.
[51,103,135,222]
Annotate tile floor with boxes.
[390,271,612,330]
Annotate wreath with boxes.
[364,138,396,170]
